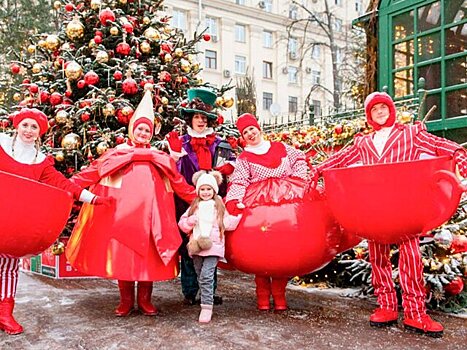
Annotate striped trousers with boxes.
[0,257,19,300]
[368,237,426,320]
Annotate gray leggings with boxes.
[192,255,219,305]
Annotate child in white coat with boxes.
[178,171,242,323]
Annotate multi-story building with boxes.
[167,0,368,124]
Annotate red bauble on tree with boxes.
[334,124,343,135]
[10,63,21,74]
[94,35,103,44]
[80,112,91,122]
[116,42,131,56]
[99,8,116,26]
[121,77,138,95]
[202,33,211,41]
[113,71,123,81]
[64,3,74,12]
[49,92,63,105]
[444,277,464,296]
[39,91,50,103]
[29,84,39,94]
[122,23,134,34]
[159,71,171,82]
[84,71,100,86]
[116,106,134,125]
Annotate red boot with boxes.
[115,280,135,317]
[255,275,271,311]
[0,298,23,335]
[369,308,398,327]
[137,282,158,316]
[271,278,288,311]
[403,314,444,338]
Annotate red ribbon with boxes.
[190,134,216,170]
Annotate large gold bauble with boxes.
[53,1,61,10]
[32,63,42,74]
[46,35,60,51]
[27,45,36,54]
[61,133,81,150]
[192,62,200,73]
[110,26,119,36]
[180,59,191,73]
[223,97,235,108]
[174,48,184,57]
[38,40,47,49]
[65,61,83,81]
[102,103,115,117]
[88,39,97,48]
[161,97,169,105]
[140,41,151,53]
[143,17,151,25]
[66,18,85,40]
[144,27,160,41]
[90,0,101,10]
[119,0,128,4]
[96,141,109,155]
[164,53,172,63]
[96,51,109,63]
[51,241,65,255]
[13,93,22,102]
[215,96,225,107]
[55,110,69,125]
[55,151,65,162]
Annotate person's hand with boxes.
[226,200,244,216]
[166,131,182,152]
[91,196,115,206]
[215,163,234,176]
[187,215,198,226]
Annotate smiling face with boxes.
[191,113,208,133]
[17,118,40,144]
[133,123,152,144]
[370,103,390,126]
[198,184,215,201]
[242,125,262,146]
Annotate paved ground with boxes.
[1,270,465,350]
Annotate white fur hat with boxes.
[193,170,222,194]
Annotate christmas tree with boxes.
[2,0,231,175]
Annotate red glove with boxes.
[215,163,235,176]
[166,131,182,152]
[91,196,115,206]
[225,200,244,216]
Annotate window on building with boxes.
[288,37,298,59]
[263,92,273,110]
[235,24,246,42]
[355,0,363,14]
[289,5,298,20]
[311,45,320,59]
[311,99,321,117]
[263,0,273,13]
[336,47,343,64]
[235,55,246,74]
[263,30,273,48]
[335,0,342,6]
[312,70,321,85]
[236,0,245,5]
[205,50,217,69]
[289,96,298,114]
[333,18,343,32]
[171,9,186,31]
[263,61,273,79]
[205,17,218,41]
[288,66,298,83]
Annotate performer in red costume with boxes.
[316,92,467,338]
[0,108,110,335]
[66,90,196,317]
[225,113,310,311]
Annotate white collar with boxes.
[187,127,215,138]
[244,140,271,155]
[0,133,46,164]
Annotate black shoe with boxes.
[213,295,223,305]
[183,296,199,305]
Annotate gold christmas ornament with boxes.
[32,63,42,74]
[61,133,82,150]
[163,26,172,34]
[65,61,83,80]
[143,16,151,25]
[223,97,235,108]
[192,62,200,73]
[140,41,151,53]
[88,39,97,48]
[66,18,85,40]
[143,27,160,41]
[174,48,184,57]
[38,40,47,49]
[180,59,191,73]
[55,151,65,162]
[157,106,164,113]
[215,97,224,107]
[53,1,61,10]
[27,45,36,54]
[187,54,195,63]
[102,103,115,117]
[13,93,22,102]
[46,34,60,51]
[95,50,109,63]
[90,0,102,10]
[164,53,172,63]
[96,141,109,155]
[110,26,119,36]
[119,0,128,4]
[161,97,169,105]
[51,241,65,255]
[55,110,69,125]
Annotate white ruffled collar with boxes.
[244,140,271,155]
[0,133,45,164]
[187,127,215,138]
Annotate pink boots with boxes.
[0,298,23,335]
[199,304,213,323]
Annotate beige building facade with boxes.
[167,0,368,124]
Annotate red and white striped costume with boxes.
[226,141,309,203]
[316,121,467,320]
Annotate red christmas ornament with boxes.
[80,112,91,122]
[65,3,74,12]
[65,90,73,98]
[444,277,464,296]
[95,30,103,37]
[181,76,188,84]
[113,71,123,81]
[22,79,30,84]
[99,8,116,26]
[10,63,20,74]
[334,124,343,135]
[94,36,103,44]
[121,77,138,95]
[48,118,56,127]
[77,80,87,89]
[49,92,63,105]
[84,71,100,86]
[116,107,133,125]
[450,235,467,254]
[0,119,11,128]
[217,115,224,124]
[160,42,172,53]
[202,33,211,41]
[115,135,125,144]
[122,23,134,34]
[28,84,39,94]
[116,42,131,56]
[159,71,171,82]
